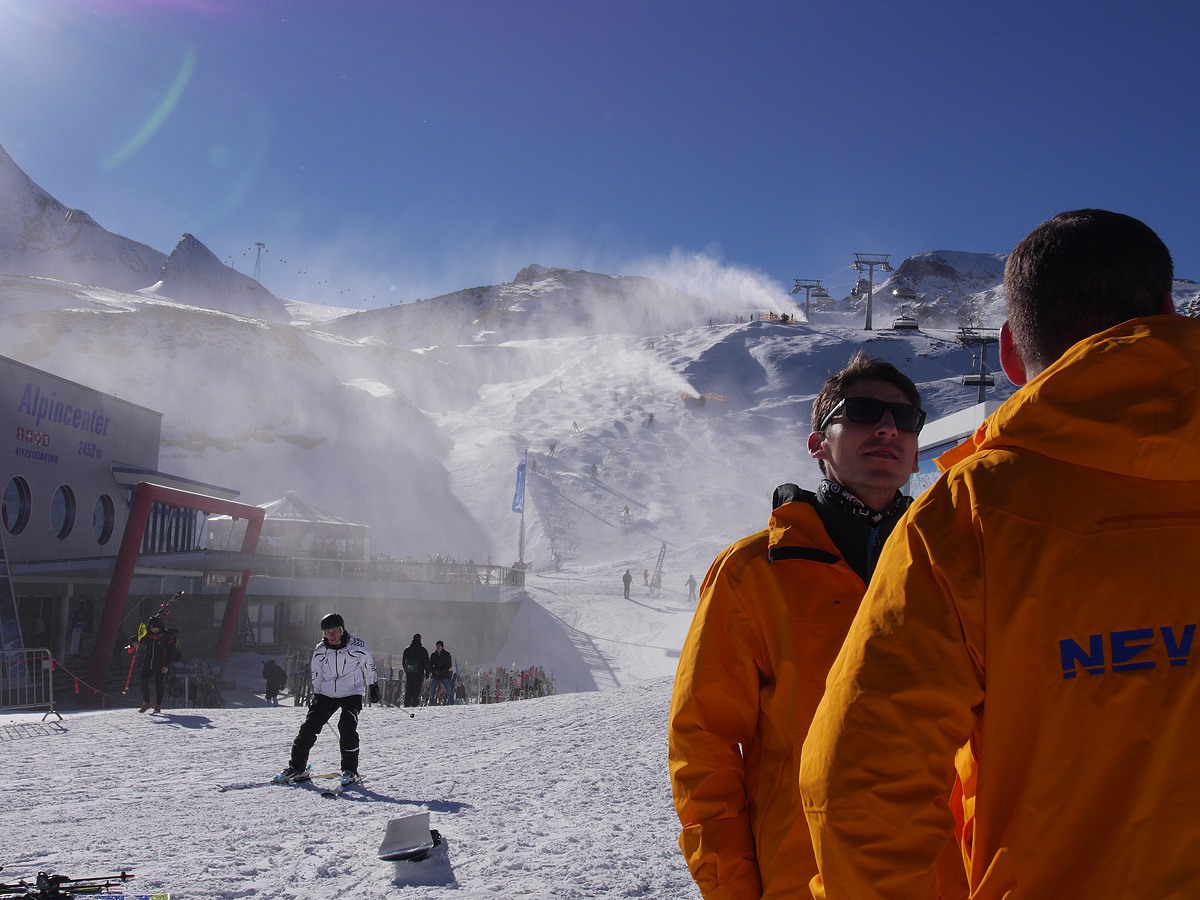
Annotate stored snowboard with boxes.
[377,811,440,861]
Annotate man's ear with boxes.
[999,321,1027,386]
[807,430,828,461]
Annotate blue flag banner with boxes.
[512,458,526,514]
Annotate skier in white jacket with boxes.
[274,613,380,785]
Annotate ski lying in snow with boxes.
[217,771,338,792]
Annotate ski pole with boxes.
[120,633,141,695]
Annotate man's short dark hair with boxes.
[1005,209,1173,372]
[811,351,922,433]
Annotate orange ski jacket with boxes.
[669,495,874,899]
[801,315,1200,899]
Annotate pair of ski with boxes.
[217,768,359,799]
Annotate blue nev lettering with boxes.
[1059,624,1196,679]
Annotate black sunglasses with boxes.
[819,397,926,434]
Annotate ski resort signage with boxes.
[204,570,245,587]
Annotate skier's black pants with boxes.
[403,673,424,707]
[290,693,362,773]
[141,666,166,705]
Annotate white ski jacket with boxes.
[310,634,378,699]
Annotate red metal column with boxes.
[87,483,156,692]
[87,484,265,699]
[213,510,265,663]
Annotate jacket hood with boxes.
[950,316,1200,481]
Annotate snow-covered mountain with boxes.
[140,232,290,323]
[0,143,166,293]
[1,140,1197,578]
[322,263,737,346]
[874,250,1009,327]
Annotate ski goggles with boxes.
[819,397,926,434]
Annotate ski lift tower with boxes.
[850,253,893,331]
[791,278,827,319]
[252,242,267,283]
[957,327,1000,403]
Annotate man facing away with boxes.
[275,613,379,786]
[800,210,1200,898]
[402,633,430,707]
[671,353,962,899]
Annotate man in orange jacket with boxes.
[801,210,1199,898]
[670,352,952,899]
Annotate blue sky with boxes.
[1,0,1197,309]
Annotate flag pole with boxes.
[519,449,527,565]
[513,449,528,566]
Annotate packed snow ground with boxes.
[1,673,689,898]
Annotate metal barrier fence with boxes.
[0,647,61,721]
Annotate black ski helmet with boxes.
[320,613,345,631]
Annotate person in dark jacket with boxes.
[137,615,179,714]
[428,640,454,705]
[274,613,379,785]
[262,658,287,705]
[401,633,430,707]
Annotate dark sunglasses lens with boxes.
[843,398,925,433]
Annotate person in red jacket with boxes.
[801,210,1197,899]
[670,353,964,900]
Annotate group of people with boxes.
[401,633,457,707]
[620,569,698,602]
[669,210,1200,898]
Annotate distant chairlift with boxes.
[891,288,921,330]
[962,352,996,404]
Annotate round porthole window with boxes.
[51,484,76,540]
[2,476,31,535]
[93,494,115,545]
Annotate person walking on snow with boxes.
[429,641,454,705]
[274,613,379,786]
[685,574,697,602]
[262,658,287,705]
[622,569,633,599]
[402,633,430,707]
[136,615,179,714]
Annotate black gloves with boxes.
[368,683,381,704]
